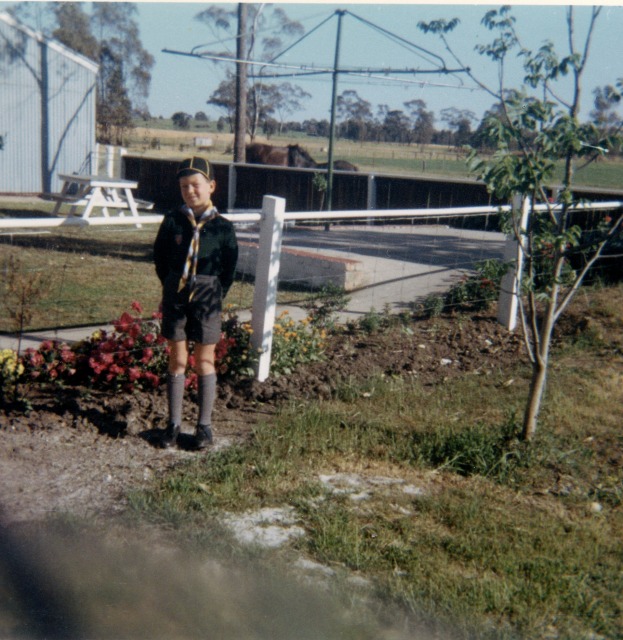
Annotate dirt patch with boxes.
[1,290,620,526]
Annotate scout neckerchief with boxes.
[178,203,217,300]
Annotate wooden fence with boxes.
[122,155,623,217]
[122,156,502,213]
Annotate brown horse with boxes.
[245,143,317,168]
[316,160,359,172]
[245,143,358,171]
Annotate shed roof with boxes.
[0,11,99,75]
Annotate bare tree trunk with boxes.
[522,282,558,440]
[523,360,547,441]
[233,3,247,163]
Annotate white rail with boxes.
[1,198,621,381]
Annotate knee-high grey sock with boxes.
[167,373,185,425]
[197,373,217,426]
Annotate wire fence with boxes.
[1,197,621,379]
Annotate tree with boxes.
[419,7,623,440]
[97,45,133,144]
[272,83,311,134]
[207,74,238,133]
[404,99,435,145]
[382,110,412,144]
[196,4,306,142]
[50,2,98,60]
[90,3,154,143]
[440,107,477,147]
[172,112,192,130]
[337,90,373,142]
[590,85,622,143]
[10,2,155,145]
[207,74,309,139]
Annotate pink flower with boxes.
[131,301,143,314]
[114,312,134,333]
[143,372,160,388]
[60,350,75,363]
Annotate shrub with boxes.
[71,301,168,392]
[303,283,351,331]
[270,311,327,376]
[0,348,24,405]
[416,259,509,317]
[22,340,77,386]
[15,303,326,393]
[217,309,258,379]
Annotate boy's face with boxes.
[179,172,216,214]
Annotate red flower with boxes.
[114,312,134,333]
[131,301,143,314]
[143,372,161,388]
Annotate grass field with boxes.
[131,284,623,640]
[126,121,623,188]
[0,203,318,332]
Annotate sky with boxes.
[137,2,623,124]
[3,2,623,124]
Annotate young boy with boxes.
[153,156,238,449]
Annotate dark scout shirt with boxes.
[153,208,238,296]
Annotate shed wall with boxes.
[0,13,97,194]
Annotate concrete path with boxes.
[266,223,507,318]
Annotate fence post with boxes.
[366,174,377,210]
[251,195,286,381]
[366,174,376,225]
[497,195,530,331]
[106,145,115,177]
[94,143,101,174]
[228,165,237,212]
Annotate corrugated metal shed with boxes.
[0,11,98,194]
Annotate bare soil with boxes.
[0,297,617,527]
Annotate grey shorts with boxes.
[161,273,222,344]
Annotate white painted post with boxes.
[497,195,531,331]
[106,145,115,177]
[118,147,127,178]
[251,195,286,381]
[94,143,101,174]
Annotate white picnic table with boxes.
[50,174,153,224]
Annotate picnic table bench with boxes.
[51,174,153,225]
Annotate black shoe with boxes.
[195,424,213,449]
[160,422,180,449]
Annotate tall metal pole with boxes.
[234,2,248,164]
[326,9,345,213]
